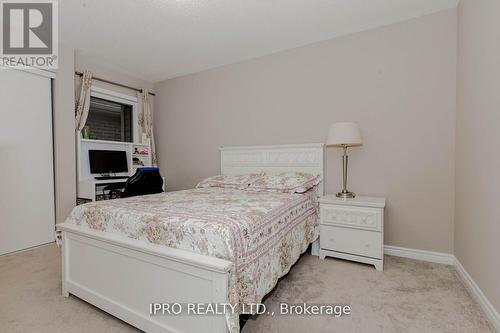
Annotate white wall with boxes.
[455,0,500,315]
[75,54,155,97]
[153,9,457,253]
[53,45,76,223]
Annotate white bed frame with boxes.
[57,143,324,333]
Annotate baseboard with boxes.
[384,245,455,265]
[0,241,55,257]
[454,258,500,332]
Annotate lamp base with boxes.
[336,191,356,199]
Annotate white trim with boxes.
[0,241,55,257]
[220,143,324,151]
[89,86,140,144]
[1,66,56,79]
[455,258,500,332]
[19,67,56,79]
[80,138,148,146]
[384,245,455,265]
[90,86,138,103]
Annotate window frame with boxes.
[89,86,140,143]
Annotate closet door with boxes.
[0,69,55,255]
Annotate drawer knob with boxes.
[329,238,335,242]
[364,243,371,248]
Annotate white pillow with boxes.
[196,173,264,190]
[246,172,322,194]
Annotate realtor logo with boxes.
[1,0,58,68]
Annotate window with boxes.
[85,96,133,142]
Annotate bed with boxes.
[57,144,324,333]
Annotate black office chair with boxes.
[107,167,164,199]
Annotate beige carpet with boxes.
[0,244,493,333]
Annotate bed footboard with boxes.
[58,223,232,333]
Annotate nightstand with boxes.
[318,195,386,271]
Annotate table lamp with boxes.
[326,122,362,198]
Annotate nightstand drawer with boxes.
[320,205,382,231]
[320,225,382,259]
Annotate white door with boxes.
[0,69,55,255]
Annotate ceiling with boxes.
[60,0,458,83]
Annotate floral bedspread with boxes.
[64,187,319,332]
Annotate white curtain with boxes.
[138,89,157,166]
[75,70,93,130]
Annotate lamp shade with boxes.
[326,122,362,147]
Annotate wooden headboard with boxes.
[220,143,325,195]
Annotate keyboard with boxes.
[94,176,130,180]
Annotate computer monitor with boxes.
[89,150,128,175]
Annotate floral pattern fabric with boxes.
[196,173,264,190]
[75,70,93,131]
[247,172,322,194]
[138,89,157,165]
[64,187,318,332]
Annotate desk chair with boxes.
[107,167,164,199]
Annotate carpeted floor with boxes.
[0,244,493,333]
